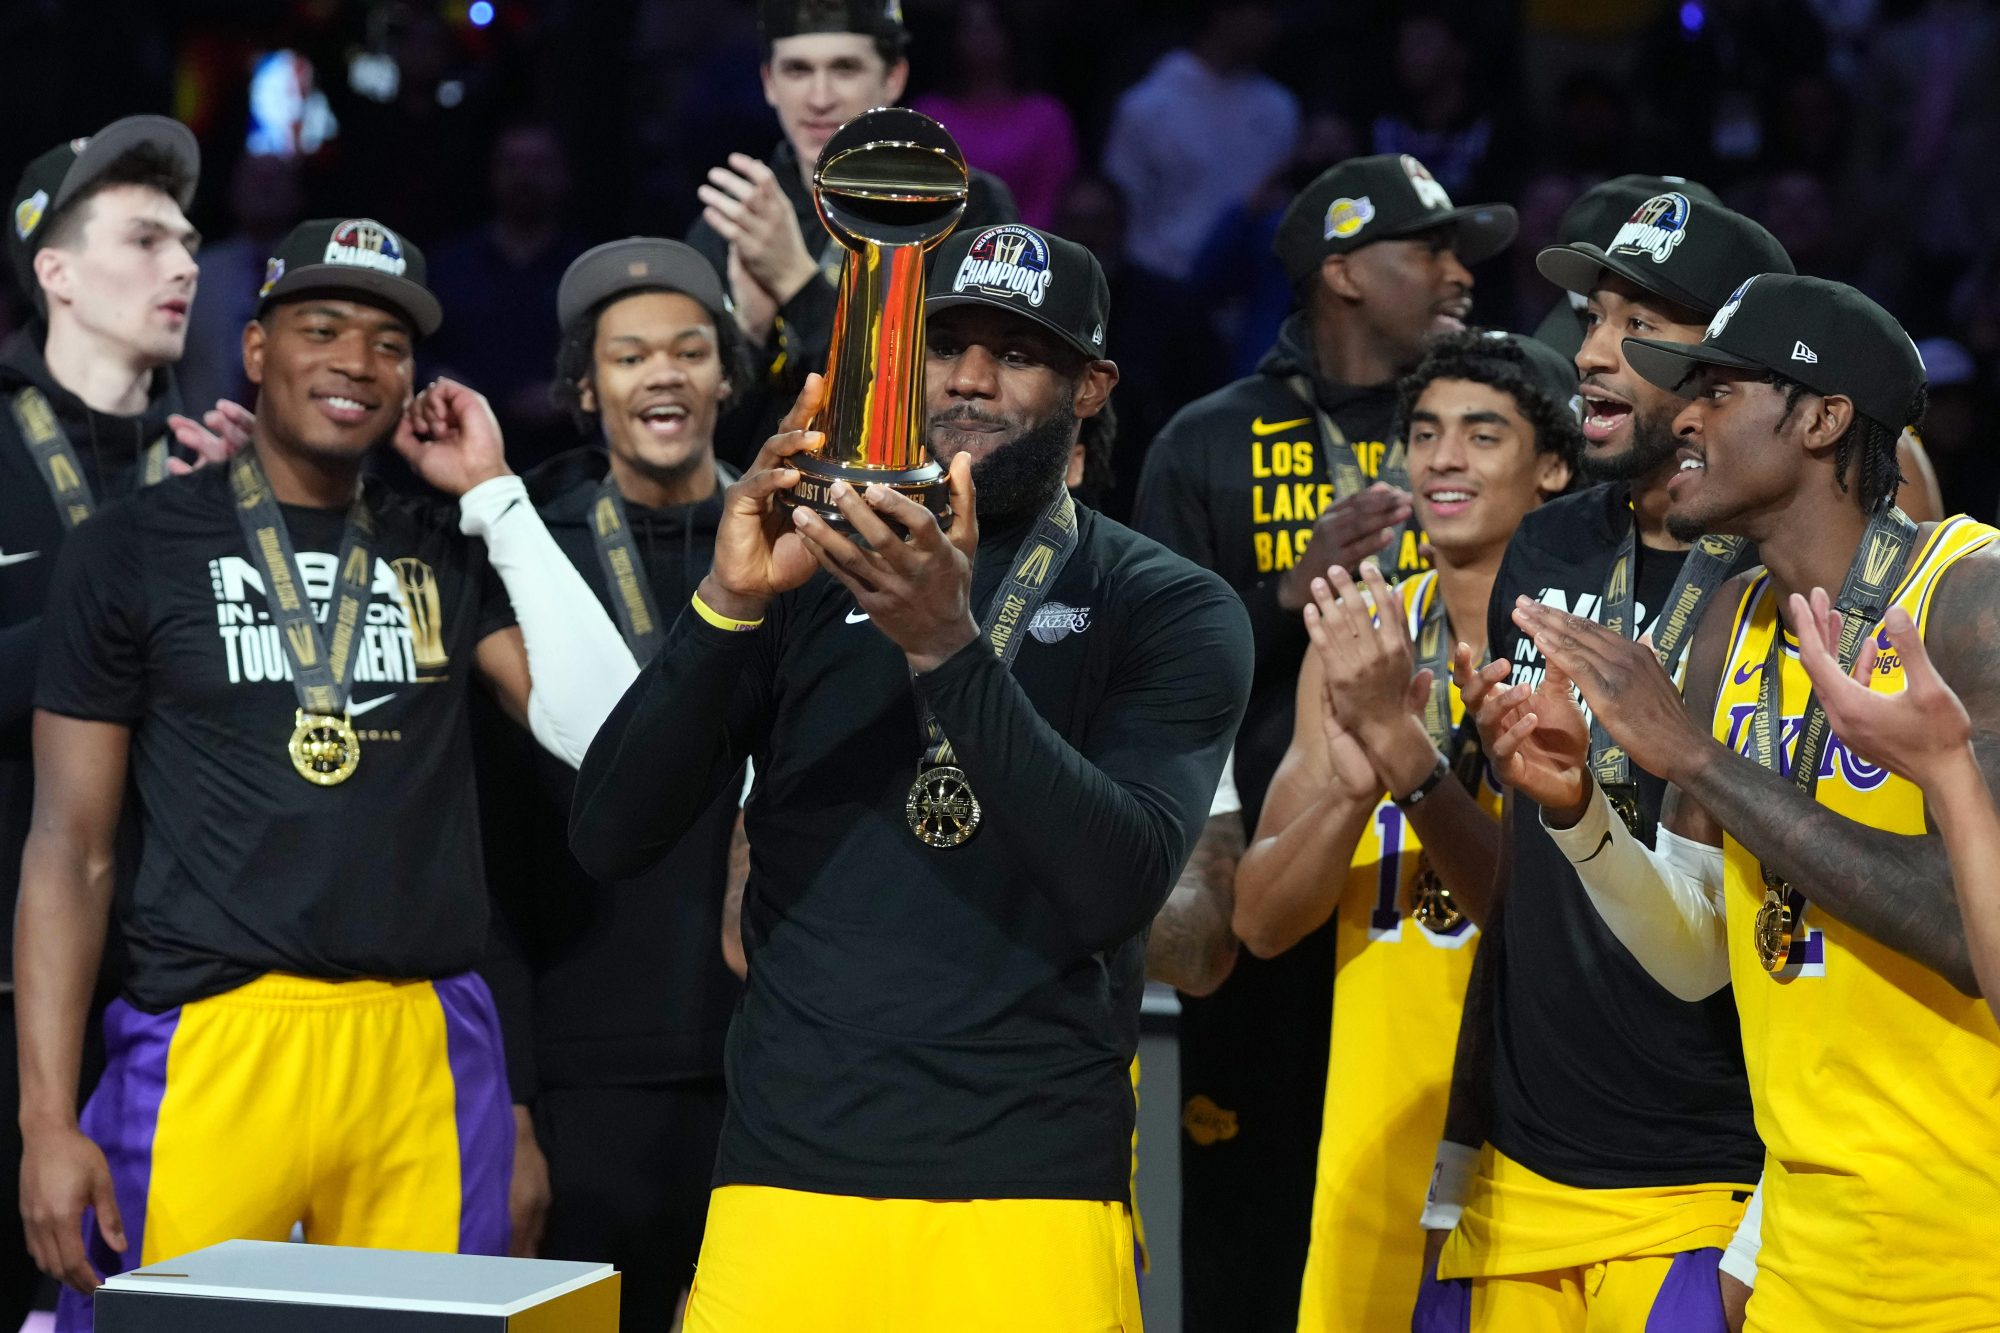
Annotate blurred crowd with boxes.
[3,0,1996,520]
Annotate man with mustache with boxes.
[572,222,1250,1330]
[1414,196,1792,1331]
[1132,151,1514,1332]
[19,216,637,1331]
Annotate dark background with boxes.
[4,0,1995,514]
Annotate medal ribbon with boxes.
[588,477,666,662]
[1745,506,1918,963]
[1286,373,1410,501]
[1410,572,1488,790]
[228,450,378,719]
[11,386,169,529]
[1588,503,1749,836]
[917,484,1080,769]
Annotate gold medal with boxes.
[1410,858,1465,933]
[1754,881,1794,972]
[288,709,360,786]
[907,765,980,848]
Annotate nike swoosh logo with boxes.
[844,609,870,624]
[0,550,41,567]
[1251,416,1311,435]
[348,693,397,716]
[1733,662,1764,685]
[1576,831,1615,864]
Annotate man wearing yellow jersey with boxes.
[1234,329,1579,1333]
[1498,273,2000,1332]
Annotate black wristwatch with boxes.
[1391,753,1451,809]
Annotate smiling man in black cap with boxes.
[17,215,637,1330]
[572,221,1249,1330]
[0,114,204,1324]
[481,237,752,1328]
[1505,272,2000,1333]
[1129,151,1514,1333]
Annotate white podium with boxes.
[95,1240,619,1331]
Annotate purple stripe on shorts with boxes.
[433,972,512,1255]
[1646,1247,1728,1333]
[57,1000,182,1333]
[1409,1270,1472,1333]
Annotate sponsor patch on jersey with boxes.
[1324,195,1375,240]
[953,224,1052,307]
[13,189,47,241]
[1707,276,1755,341]
[1400,155,1452,211]
[1027,602,1090,643]
[1609,192,1692,264]
[258,257,285,297]
[323,219,407,276]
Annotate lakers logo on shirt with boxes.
[1181,1095,1240,1147]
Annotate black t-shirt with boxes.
[571,505,1252,1200]
[36,464,515,1012]
[1483,483,1762,1188]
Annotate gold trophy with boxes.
[780,107,969,532]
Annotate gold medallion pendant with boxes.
[907,765,981,848]
[1411,859,1465,932]
[1754,884,1794,972]
[1608,790,1644,838]
[288,709,361,786]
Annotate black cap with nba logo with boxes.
[1273,153,1518,287]
[1537,191,1792,317]
[256,217,442,337]
[926,222,1111,360]
[1623,273,1926,434]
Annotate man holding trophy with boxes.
[572,110,1250,1330]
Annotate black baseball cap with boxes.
[760,0,906,44]
[256,217,441,337]
[927,222,1109,359]
[1537,192,1793,317]
[1555,174,1721,247]
[1624,274,1925,433]
[1274,154,1517,287]
[558,238,729,331]
[9,114,200,306]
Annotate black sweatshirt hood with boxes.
[0,326,185,468]
[1254,310,1399,420]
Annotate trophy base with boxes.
[781,454,953,538]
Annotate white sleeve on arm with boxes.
[459,475,639,769]
[1209,749,1241,819]
[1540,782,1730,1001]
[1719,1176,1764,1288]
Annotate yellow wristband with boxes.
[692,589,765,633]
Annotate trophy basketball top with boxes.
[812,107,968,252]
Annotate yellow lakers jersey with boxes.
[1298,572,1493,1333]
[1712,517,2000,1332]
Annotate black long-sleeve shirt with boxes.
[571,504,1251,1200]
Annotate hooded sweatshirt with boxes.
[0,328,183,985]
[479,445,743,1097]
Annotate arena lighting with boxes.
[469,0,495,26]
[1680,0,1705,35]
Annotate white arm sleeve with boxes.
[1540,782,1730,1001]
[1418,1139,1479,1232]
[458,475,639,769]
[1719,1176,1764,1288]
[1209,748,1242,819]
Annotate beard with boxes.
[1579,398,1682,484]
[929,392,1079,523]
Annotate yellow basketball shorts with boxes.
[57,973,511,1333]
[684,1184,1143,1332]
